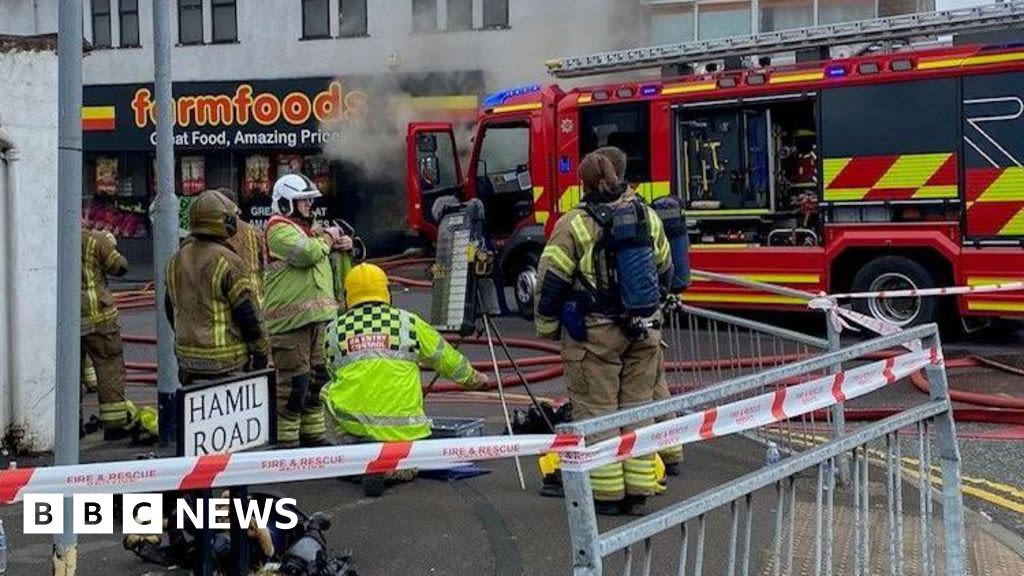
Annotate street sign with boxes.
[177,370,276,457]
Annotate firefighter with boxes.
[81,225,135,439]
[594,146,685,477]
[165,190,269,386]
[217,187,266,310]
[321,263,487,496]
[265,173,352,448]
[535,152,673,516]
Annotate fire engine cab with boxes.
[406,3,1024,328]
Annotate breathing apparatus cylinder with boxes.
[607,199,662,320]
[651,196,691,292]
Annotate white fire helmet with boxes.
[272,173,322,216]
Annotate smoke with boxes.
[315,1,649,248]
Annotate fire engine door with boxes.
[472,121,533,238]
[407,123,463,228]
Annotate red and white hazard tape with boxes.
[0,434,582,504]
[821,281,1024,302]
[809,280,1024,339]
[561,348,939,472]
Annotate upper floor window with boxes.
[212,0,238,43]
[482,0,509,29]
[119,0,140,46]
[412,0,438,33]
[303,0,330,39]
[178,0,204,45]
[447,0,473,31]
[92,0,112,48]
[647,3,694,45]
[339,0,368,37]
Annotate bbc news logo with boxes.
[24,494,299,534]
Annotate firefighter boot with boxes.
[361,474,386,498]
[278,374,309,449]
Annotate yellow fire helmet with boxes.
[345,263,391,308]
[189,189,239,239]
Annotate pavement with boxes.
[3,287,1024,574]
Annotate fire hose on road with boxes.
[112,261,1024,426]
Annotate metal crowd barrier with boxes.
[557,323,966,576]
[665,271,847,461]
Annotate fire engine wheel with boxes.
[851,256,938,328]
[513,252,540,320]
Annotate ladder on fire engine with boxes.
[547,1,1024,78]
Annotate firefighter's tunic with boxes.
[166,238,268,378]
[227,219,266,310]
[535,200,672,502]
[322,303,474,442]
[81,229,133,430]
[264,215,338,446]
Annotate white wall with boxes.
[0,0,58,36]
[83,0,625,91]
[0,46,59,451]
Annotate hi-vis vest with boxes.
[263,215,337,335]
[322,303,474,441]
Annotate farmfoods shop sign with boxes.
[83,77,368,151]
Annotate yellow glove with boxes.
[463,370,489,391]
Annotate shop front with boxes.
[83,73,481,278]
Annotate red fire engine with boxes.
[406,5,1024,328]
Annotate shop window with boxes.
[212,0,237,43]
[580,103,652,185]
[303,0,330,39]
[698,1,751,40]
[119,0,140,46]
[84,154,151,239]
[819,0,874,25]
[482,0,509,29]
[179,156,207,196]
[760,0,812,32]
[412,0,438,33]
[880,0,928,17]
[178,0,204,44]
[647,4,695,45]
[339,0,368,37]
[92,0,112,48]
[447,0,473,31]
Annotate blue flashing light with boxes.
[559,156,572,174]
[826,66,847,78]
[483,84,542,108]
[640,85,659,97]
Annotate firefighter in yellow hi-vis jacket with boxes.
[594,146,684,477]
[81,226,135,439]
[165,190,270,387]
[535,152,673,516]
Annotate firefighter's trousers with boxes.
[271,322,328,447]
[562,323,661,501]
[654,374,684,465]
[81,326,130,430]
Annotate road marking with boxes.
[770,428,1024,515]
